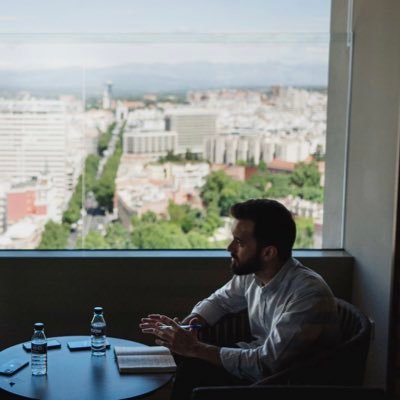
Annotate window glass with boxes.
[0,0,332,249]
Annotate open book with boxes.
[114,345,177,373]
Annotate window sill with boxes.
[0,249,352,259]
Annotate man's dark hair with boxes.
[230,198,296,261]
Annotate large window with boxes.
[0,0,335,250]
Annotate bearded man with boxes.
[140,199,340,400]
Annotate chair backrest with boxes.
[191,385,387,400]
[256,298,372,385]
[198,297,372,386]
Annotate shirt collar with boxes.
[254,257,298,292]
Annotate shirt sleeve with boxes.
[191,275,248,325]
[219,291,339,381]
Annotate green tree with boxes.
[62,154,100,225]
[93,146,122,211]
[294,217,315,248]
[38,221,69,249]
[186,231,211,248]
[168,201,188,225]
[258,160,267,171]
[295,186,324,203]
[62,201,82,224]
[93,124,124,211]
[141,211,158,223]
[105,223,132,249]
[97,122,116,156]
[236,159,247,166]
[200,170,239,214]
[131,222,191,249]
[219,182,242,215]
[85,154,100,192]
[266,173,293,198]
[200,170,232,209]
[247,171,268,192]
[78,231,108,249]
[198,206,222,235]
[168,202,200,233]
[201,169,264,216]
[290,161,323,202]
[290,161,321,188]
[238,182,264,202]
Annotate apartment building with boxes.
[165,108,218,154]
[0,98,68,220]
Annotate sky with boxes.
[0,1,330,33]
[0,1,331,72]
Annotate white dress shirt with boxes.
[191,257,341,381]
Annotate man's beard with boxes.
[230,252,263,275]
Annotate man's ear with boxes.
[262,245,278,260]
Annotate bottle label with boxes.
[32,343,47,355]
[91,325,105,337]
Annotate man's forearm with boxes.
[191,341,223,367]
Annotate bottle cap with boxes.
[94,306,103,314]
[34,322,44,330]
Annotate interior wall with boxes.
[343,0,400,389]
[0,253,353,351]
[323,0,349,248]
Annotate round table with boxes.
[0,336,173,400]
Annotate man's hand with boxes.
[140,315,201,358]
[139,313,221,367]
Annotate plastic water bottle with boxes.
[91,306,106,356]
[31,322,47,376]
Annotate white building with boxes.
[165,108,217,154]
[170,162,210,190]
[127,108,165,131]
[102,81,113,110]
[204,132,319,165]
[0,217,44,249]
[0,98,68,218]
[115,101,129,123]
[123,130,178,158]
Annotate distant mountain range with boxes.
[0,62,328,97]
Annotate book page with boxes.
[114,345,171,356]
[117,354,177,373]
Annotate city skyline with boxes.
[0,86,326,249]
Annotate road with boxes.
[67,122,122,249]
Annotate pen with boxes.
[159,324,203,330]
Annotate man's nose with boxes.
[227,241,234,252]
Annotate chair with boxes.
[198,297,372,386]
[191,385,387,400]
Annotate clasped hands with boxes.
[139,314,201,357]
